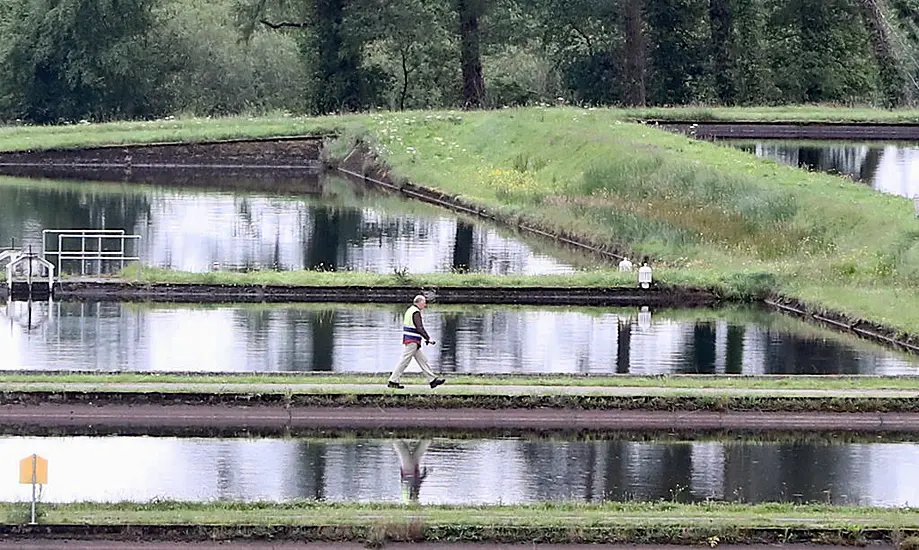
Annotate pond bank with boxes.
[20,280,718,307]
[6,402,919,437]
[651,120,919,140]
[0,502,912,547]
[0,523,900,547]
[0,135,324,185]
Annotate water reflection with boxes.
[729,140,919,198]
[1,435,918,506]
[0,302,914,374]
[393,440,431,503]
[0,174,579,274]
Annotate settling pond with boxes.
[4,434,919,507]
[727,140,919,198]
[0,173,587,275]
[2,302,915,374]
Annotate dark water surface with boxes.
[0,173,582,274]
[3,435,919,507]
[1,302,914,374]
[728,140,919,198]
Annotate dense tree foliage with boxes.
[1,0,918,122]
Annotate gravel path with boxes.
[0,542,894,550]
[4,403,919,432]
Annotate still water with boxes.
[3,435,919,507]
[0,174,580,274]
[729,140,919,198]
[1,302,914,374]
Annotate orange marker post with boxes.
[18,454,47,524]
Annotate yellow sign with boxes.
[19,455,48,485]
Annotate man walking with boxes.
[388,295,447,389]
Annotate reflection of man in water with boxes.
[393,439,431,504]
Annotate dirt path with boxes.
[0,542,894,550]
[5,403,919,434]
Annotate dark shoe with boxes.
[429,378,446,389]
[387,381,405,389]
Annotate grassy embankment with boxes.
[1,105,918,153]
[4,107,919,335]
[3,372,919,391]
[3,501,919,545]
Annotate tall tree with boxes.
[239,0,384,113]
[859,0,908,105]
[623,0,647,106]
[709,0,737,103]
[768,0,881,103]
[356,0,458,110]
[528,0,623,104]
[731,0,769,103]
[456,0,487,107]
[645,0,708,104]
[0,0,164,122]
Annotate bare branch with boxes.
[259,19,307,29]
[569,23,593,55]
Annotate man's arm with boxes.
[412,311,431,342]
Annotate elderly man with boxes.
[388,295,447,389]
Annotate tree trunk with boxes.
[859,0,908,105]
[623,0,647,106]
[456,0,486,108]
[709,0,737,104]
[312,0,362,113]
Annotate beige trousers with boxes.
[389,342,437,383]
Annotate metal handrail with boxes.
[41,229,141,276]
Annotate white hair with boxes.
[413,295,427,305]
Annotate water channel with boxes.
[0,173,586,274]
[3,434,919,507]
[726,140,919,198]
[1,302,914,374]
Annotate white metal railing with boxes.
[5,251,55,293]
[2,298,54,333]
[0,249,20,271]
[42,229,141,276]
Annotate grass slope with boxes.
[345,108,919,333]
[2,373,919,391]
[4,500,918,528]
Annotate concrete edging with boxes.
[43,281,717,306]
[645,120,919,140]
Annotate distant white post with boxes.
[638,264,653,289]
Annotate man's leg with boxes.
[389,343,418,384]
[412,347,438,382]
[393,440,413,468]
